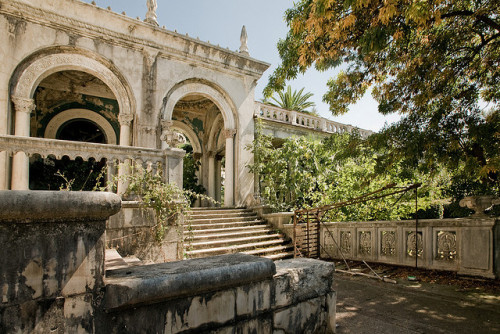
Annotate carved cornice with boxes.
[11,96,35,114]
[1,1,269,78]
[174,99,215,112]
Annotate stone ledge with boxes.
[104,253,276,311]
[0,191,121,222]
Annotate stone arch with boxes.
[207,113,224,152]
[171,120,202,154]
[161,79,236,130]
[44,109,117,145]
[10,49,135,118]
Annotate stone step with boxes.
[242,244,293,256]
[187,228,274,240]
[189,212,257,220]
[189,208,251,215]
[188,220,266,230]
[188,216,259,224]
[185,238,287,257]
[188,234,283,249]
[262,251,295,261]
[186,224,271,235]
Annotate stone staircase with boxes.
[184,207,294,260]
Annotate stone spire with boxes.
[145,0,158,26]
[239,25,249,56]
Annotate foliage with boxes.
[248,122,445,221]
[181,143,206,204]
[265,0,500,196]
[265,85,316,113]
[29,156,106,191]
[115,164,190,242]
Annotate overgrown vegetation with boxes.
[248,121,460,220]
[265,0,500,199]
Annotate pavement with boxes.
[334,271,500,333]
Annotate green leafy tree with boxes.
[248,122,444,220]
[265,85,316,113]
[266,0,500,197]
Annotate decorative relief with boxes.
[406,231,423,258]
[161,120,185,147]
[358,231,372,255]
[381,231,396,256]
[436,231,457,261]
[223,128,237,139]
[340,231,352,255]
[13,53,132,116]
[118,114,134,126]
[11,96,36,114]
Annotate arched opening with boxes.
[170,94,225,206]
[28,70,119,190]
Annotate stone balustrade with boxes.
[320,218,499,279]
[255,102,373,139]
[0,134,185,188]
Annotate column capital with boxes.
[207,150,217,158]
[193,152,203,160]
[118,113,134,126]
[11,96,35,114]
[223,128,237,139]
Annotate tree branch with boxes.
[441,11,500,32]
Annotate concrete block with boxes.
[273,297,326,334]
[105,253,275,310]
[164,290,236,333]
[236,280,271,317]
[274,258,334,304]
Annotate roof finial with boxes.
[239,25,249,56]
[145,0,158,26]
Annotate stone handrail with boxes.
[0,134,184,163]
[255,102,373,138]
[318,218,499,278]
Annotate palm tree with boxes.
[265,86,316,113]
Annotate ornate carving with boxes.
[437,231,457,261]
[13,53,132,116]
[160,120,185,147]
[223,128,237,139]
[340,231,352,255]
[358,231,372,255]
[145,0,158,26]
[11,96,35,114]
[407,231,423,258]
[239,25,249,56]
[118,113,134,126]
[381,231,396,256]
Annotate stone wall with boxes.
[0,191,121,333]
[106,201,182,263]
[100,254,336,334]
[319,218,499,279]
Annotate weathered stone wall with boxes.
[0,191,121,333]
[106,201,182,263]
[100,255,336,334]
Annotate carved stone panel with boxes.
[381,231,396,257]
[406,231,423,258]
[358,231,372,256]
[436,231,457,261]
[340,231,352,255]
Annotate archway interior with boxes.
[29,70,119,190]
[172,94,225,206]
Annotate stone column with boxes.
[224,129,236,207]
[117,114,134,196]
[215,156,222,204]
[11,96,35,190]
[207,151,216,202]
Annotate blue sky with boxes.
[81,0,400,131]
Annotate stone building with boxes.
[0,0,371,207]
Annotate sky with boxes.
[81,0,401,132]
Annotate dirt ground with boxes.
[332,261,500,333]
